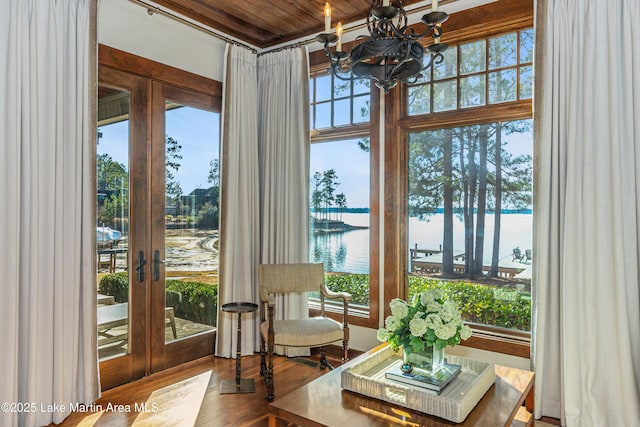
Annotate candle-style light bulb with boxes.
[336,22,343,51]
[324,2,331,33]
[432,0,440,42]
[382,0,390,6]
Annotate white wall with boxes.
[98,0,226,81]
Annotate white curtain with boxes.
[0,1,99,426]
[216,44,260,358]
[533,1,640,425]
[257,48,311,356]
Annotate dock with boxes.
[410,248,530,279]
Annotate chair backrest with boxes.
[258,263,325,294]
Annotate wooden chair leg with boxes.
[265,341,275,401]
[260,337,267,377]
[166,308,177,339]
[343,326,350,362]
[319,346,334,370]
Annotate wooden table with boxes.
[97,247,128,273]
[268,345,534,427]
[219,302,259,394]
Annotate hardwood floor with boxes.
[52,348,357,427]
[52,348,557,427]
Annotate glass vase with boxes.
[401,344,444,374]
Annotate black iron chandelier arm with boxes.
[322,43,355,82]
[418,49,446,74]
[316,1,450,94]
[378,18,441,41]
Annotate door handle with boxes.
[136,250,146,282]
[154,250,165,281]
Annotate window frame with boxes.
[307,69,380,329]
[97,44,223,388]
[310,73,371,125]
[385,0,534,358]
[406,28,533,115]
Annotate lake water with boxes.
[310,212,533,274]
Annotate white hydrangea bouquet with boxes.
[377,289,472,354]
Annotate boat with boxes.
[97,226,122,248]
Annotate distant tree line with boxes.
[97,132,220,230]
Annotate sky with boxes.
[166,107,220,193]
[310,139,370,208]
[98,106,220,195]
[99,107,531,211]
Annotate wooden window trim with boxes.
[388,0,534,358]
[401,100,532,131]
[308,0,533,72]
[311,123,370,143]
[464,329,531,359]
[308,0,534,356]
[407,28,533,117]
[99,44,222,100]
[309,71,371,132]
[309,85,381,329]
[98,45,222,386]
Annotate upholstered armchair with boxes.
[258,263,352,401]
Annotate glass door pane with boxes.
[163,102,220,344]
[96,86,131,361]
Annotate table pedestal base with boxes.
[220,378,255,394]
[219,302,259,395]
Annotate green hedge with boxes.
[98,272,218,326]
[408,276,531,331]
[165,280,217,326]
[98,271,530,331]
[98,272,129,303]
[321,273,531,331]
[325,273,370,306]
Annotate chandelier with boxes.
[317,0,449,93]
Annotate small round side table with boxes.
[220,301,259,394]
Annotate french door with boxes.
[97,53,221,390]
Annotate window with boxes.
[395,26,534,357]
[310,138,370,309]
[407,120,533,333]
[408,29,534,115]
[310,74,371,129]
[308,72,378,327]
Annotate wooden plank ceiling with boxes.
[150,0,426,49]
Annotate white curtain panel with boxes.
[533,0,640,425]
[0,1,99,426]
[216,44,260,358]
[257,48,311,356]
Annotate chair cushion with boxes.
[261,316,344,347]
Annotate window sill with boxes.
[308,300,376,328]
[463,325,531,359]
[309,302,531,357]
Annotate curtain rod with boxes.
[257,38,319,57]
[128,0,454,57]
[128,0,318,56]
[128,0,257,53]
